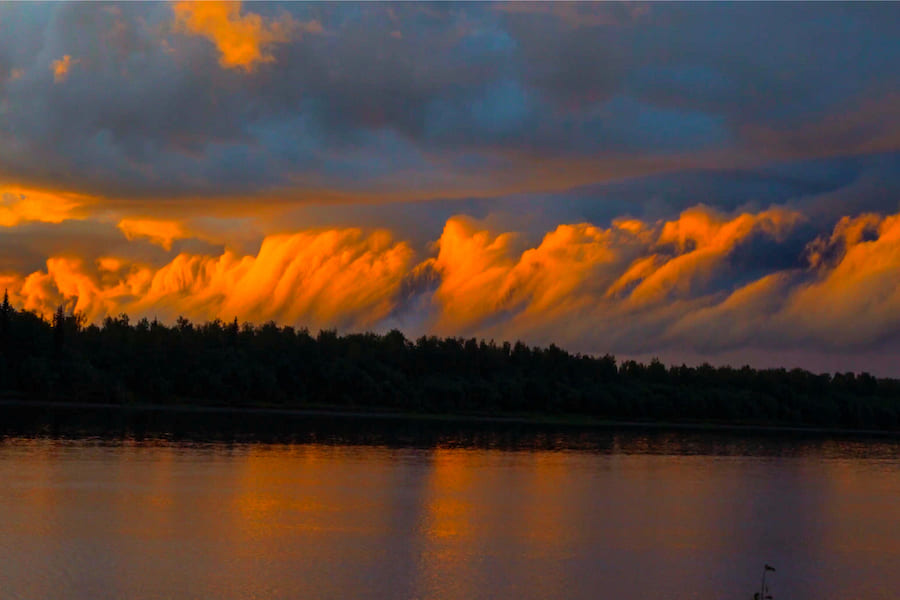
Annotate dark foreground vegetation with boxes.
[2,295,900,431]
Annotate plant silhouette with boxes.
[0,306,898,430]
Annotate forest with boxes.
[2,293,900,431]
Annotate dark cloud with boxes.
[0,2,897,201]
[0,220,131,275]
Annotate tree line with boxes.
[1,293,899,430]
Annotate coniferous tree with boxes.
[0,289,10,340]
[53,305,66,354]
[0,307,899,430]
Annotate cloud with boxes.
[171,1,315,72]
[780,213,900,347]
[627,206,800,306]
[1,2,900,374]
[663,272,798,354]
[9,206,900,373]
[741,94,900,161]
[118,218,189,250]
[493,2,639,29]
[51,54,77,82]
[1,3,896,202]
[662,211,900,357]
[19,256,134,320]
[427,206,803,347]
[13,227,414,329]
[0,187,91,227]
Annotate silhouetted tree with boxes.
[0,301,897,429]
[227,317,239,347]
[0,289,10,341]
[53,305,66,354]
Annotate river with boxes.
[1,412,898,599]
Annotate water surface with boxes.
[1,418,899,599]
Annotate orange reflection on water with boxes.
[421,448,479,541]
[3,437,900,600]
[414,448,486,600]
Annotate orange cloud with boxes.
[172,1,317,71]
[664,271,796,351]
[430,217,521,330]
[430,207,802,336]
[781,213,900,346]
[14,228,414,329]
[805,213,882,270]
[52,55,78,83]
[19,256,142,320]
[627,206,800,306]
[0,187,91,226]
[12,206,900,365]
[663,211,900,352]
[118,218,189,250]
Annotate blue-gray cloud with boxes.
[0,2,897,202]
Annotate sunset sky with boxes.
[1,2,899,374]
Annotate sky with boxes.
[1,1,899,374]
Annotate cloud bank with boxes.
[5,205,900,374]
[0,2,897,202]
[0,2,898,374]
